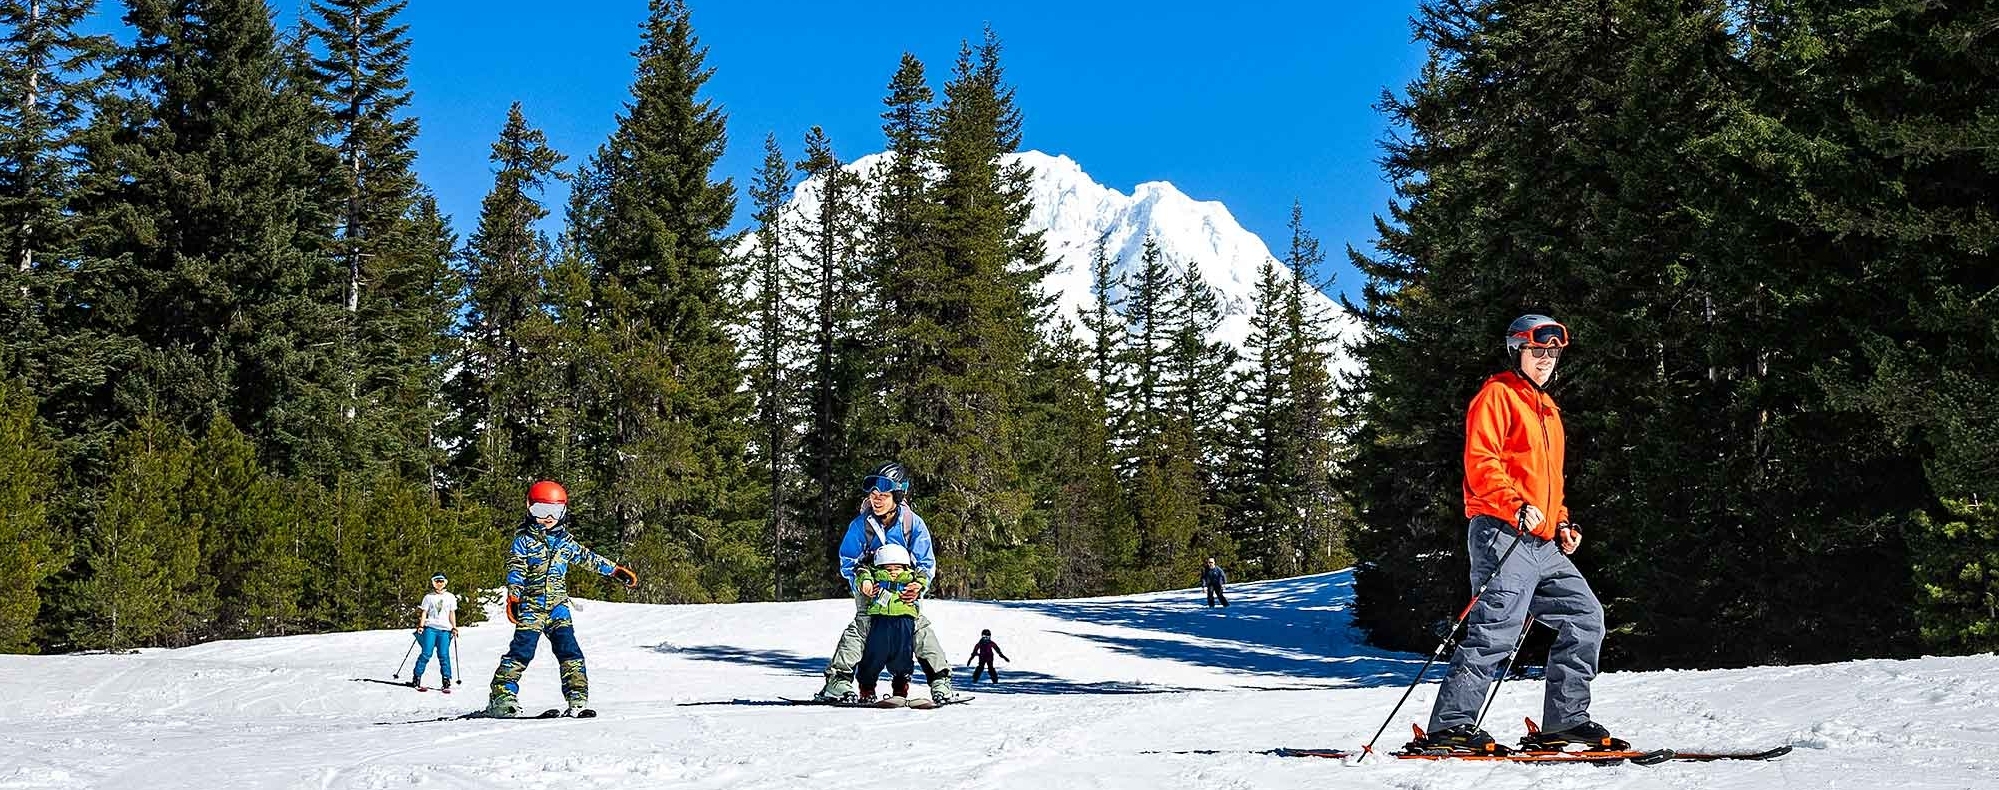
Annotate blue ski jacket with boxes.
[838,503,937,592]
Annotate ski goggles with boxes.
[1511,321,1570,348]
[528,502,567,520]
[431,574,447,583]
[863,475,904,495]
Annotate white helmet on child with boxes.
[873,543,914,568]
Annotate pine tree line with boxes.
[737,31,1354,604]
[1345,0,1999,668]
[0,0,1351,654]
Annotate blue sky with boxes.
[89,1,1427,302]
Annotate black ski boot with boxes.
[1405,723,1507,755]
[1519,720,1629,752]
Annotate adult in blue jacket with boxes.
[1202,557,1229,607]
[483,480,638,718]
[811,462,965,705]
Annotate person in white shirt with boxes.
[411,573,459,691]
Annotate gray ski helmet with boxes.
[1505,314,1570,356]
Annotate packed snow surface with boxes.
[1,570,1992,788]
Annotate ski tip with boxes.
[1630,749,1678,765]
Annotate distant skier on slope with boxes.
[409,573,458,692]
[965,628,1010,683]
[483,480,639,718]
[1407,315,1617,754]
[809,462,966,705]
[1201,557,1228,607]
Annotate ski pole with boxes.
[1474,616,1536,730]
[1357,518,1530,763]
[452,631,460,684]
[392,632,419,679]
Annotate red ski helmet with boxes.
[528,480,569,505]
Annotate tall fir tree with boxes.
[571,0,764,602]
[792,126,868,597]
[906,31,1049,596]
[1776,0,1999,653]
[1017,320,1129,597]
[306,0,459,482]
[743,132,809,599]
[1114,235,1203,589]
[446,102,567,512]
[1278,205,1348,573]
[0,0,113,385]
[69,0,348,478]
[1162,258,1237,571]
[856,51,940,472]
[1231,257,1300,578]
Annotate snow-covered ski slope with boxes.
[2,570,1993,789]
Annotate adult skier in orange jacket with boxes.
[1411,314,1615,755]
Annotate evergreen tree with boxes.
[1017,321,1129,597]
[904,31,1049,596]
[792,126,867,597]
[1232,257,1298,578]
[1782,0,1999,653]
[0,381,58,652]
[1114,235,1205,588]
[1909,499,1999,653]
[857,50,940,468]
[0,0,113,385]
[1285,210,1350,573]
[69,0,348,478]
[353,192,460,486]
[307,0,459,481]
[446,102,567,512]
[76,417,200,651]
[743,132,808,599]
[571,0,763,602]
[184,415,307,638]
[1345,0,1928,666]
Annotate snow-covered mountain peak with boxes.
[768,149,1361,376]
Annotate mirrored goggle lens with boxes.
[1529,323,1570,347]
[864,475,899,495]
[528,502,566,519]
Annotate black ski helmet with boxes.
[982,629,992,636]
[865,461,912,503]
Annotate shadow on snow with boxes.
[651,571,1426,694]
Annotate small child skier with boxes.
[965,628,1010,683]
[410,573,457,692]
[853,543,924,702]
[485,480,640,718]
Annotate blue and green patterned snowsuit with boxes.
[488,517,619,711]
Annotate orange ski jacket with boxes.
[1462,371,1568,539]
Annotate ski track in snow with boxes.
[2,570,1996,788]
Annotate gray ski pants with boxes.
[1427,514,1604,733]
[824,591,950,682]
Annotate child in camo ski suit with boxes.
[486,481,639,717]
